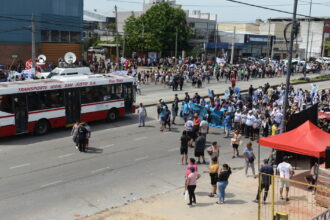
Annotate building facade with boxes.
[0,0,83,66]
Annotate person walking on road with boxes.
[231,129,241,158]
[180,131,191,165]
[138,103,147,127]
[204,157,219,197]
[185,166,200,206]
[85,122,91,151]
[206,141,220,162]
[171,100,179,125]
[243,142,257,178]
[254,159,274,204]
[199,116,209,138]
[217,164,232,204]
[194,133,206,164]
[277,156,294,201]
[77,122,88,152]
[71,121,80,149]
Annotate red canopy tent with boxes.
[259,121,330,158]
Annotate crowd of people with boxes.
[136,79,329,206]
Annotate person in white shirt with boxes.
[199,117,209,138]
[253,114,262,140]
[137,103,147,127]
[240,111,247,135]
[245,110,255,139]
[277,156,294,201]
[234,110,241,130]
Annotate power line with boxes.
[224,0,311,17]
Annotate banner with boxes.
[286,104,318,131]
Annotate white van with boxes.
[47,67,92,78]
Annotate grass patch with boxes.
[291,74,330,83]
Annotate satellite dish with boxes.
[37,54,47,63]
[64,52,77,64]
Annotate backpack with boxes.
[78,126,87,140]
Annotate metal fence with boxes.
[258,173,330,220]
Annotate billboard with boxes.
[244,34,274,45]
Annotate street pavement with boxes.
[0,75,328,220]
[136,71,330,105]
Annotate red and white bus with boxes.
[0,74,136,137]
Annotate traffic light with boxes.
[292,22,300,36]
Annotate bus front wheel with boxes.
[35,119,50,135]
[107,109,118,122]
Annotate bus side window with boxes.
[28,92,41,111]
[0,95,13,113]
[114,84,122,99]
[38,91,63,109]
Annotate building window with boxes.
[61,31,69,43]
[41,30,50,42]
[51,30,60,42]
[70,32,81,43]
[195,22,208,29]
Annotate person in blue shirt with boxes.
[254,159,274,204]
[223,111,232,138]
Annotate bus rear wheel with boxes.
[35,119,50,135]
[107,109,118,122]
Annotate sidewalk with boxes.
[136,72,329,106]
[81,168,260,220]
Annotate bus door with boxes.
[13,95,28,134]
[64,89,81,125]
[123,83,135,113]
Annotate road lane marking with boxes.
[58,153,74,158]
[103,144,114,149]
[134,136,147,141]
[40,180,63,188]
[135,156,149,161]
[91,167,110,174]
[10,163,30,170]
[168,148,178,152]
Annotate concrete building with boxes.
[0,0,83,66]
[205,31,272,60]
[263,17,330,59]
[218,21,260,34]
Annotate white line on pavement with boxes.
[103,144,114,149]
[134,136,147,141]
[135,156,149,161]
[10,163,30,170]
[40,180,63,188]
[91,167,110,174]
[168,148,178,152]
[58,153,74,158]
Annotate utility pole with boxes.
[281,0,299,133]
[115,5,119,69]
[267,18,271,60]
[230,26,236,65]
[303,0,312,79]
[214,15,218,58]
[175,27,178,59]
[122,33,126,58]
[321,32,326,57]
[310,32,314,58]
[31,13,36,70]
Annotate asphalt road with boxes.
[0,80,328,220]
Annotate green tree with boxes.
[124,2,191,56]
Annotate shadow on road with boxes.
[86,147,103,154]
[0,115,140,146]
